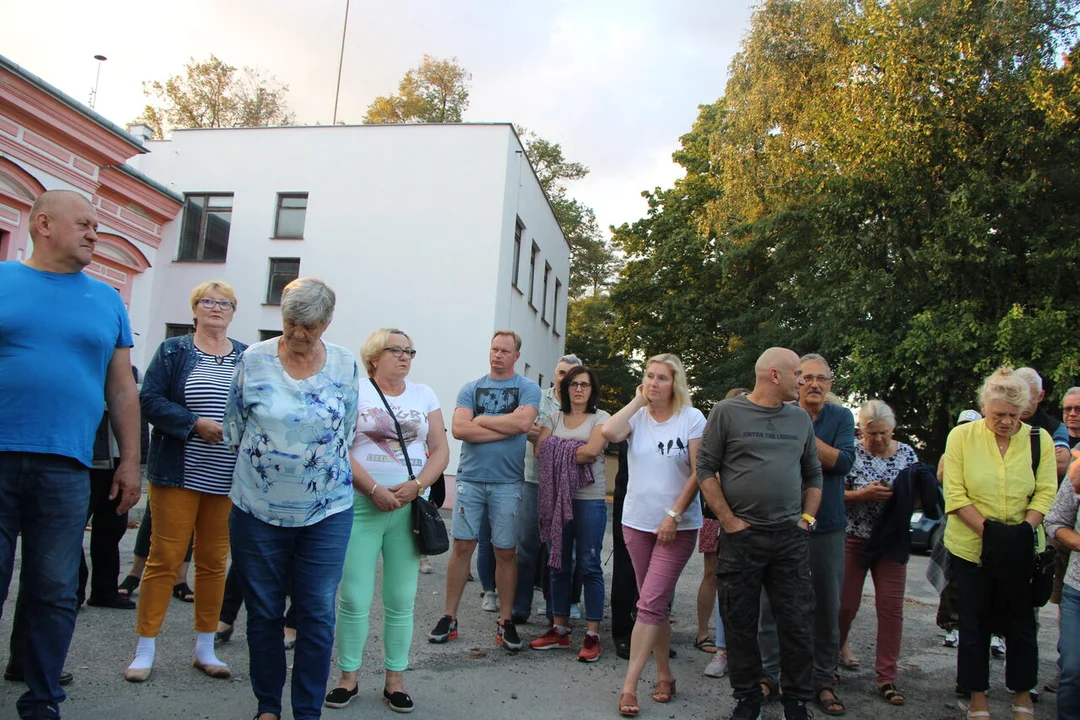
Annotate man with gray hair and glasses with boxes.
[1015,367,1071,478]
[512,354,583,623]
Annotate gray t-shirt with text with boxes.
[696,395,823,529]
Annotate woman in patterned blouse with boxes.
[224,277,359,720]
[838,399,918,707]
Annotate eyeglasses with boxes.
[384,346,417,358]
[1065,406,1080,414]
[803,374,832,383]
[196,298,235,310]
[568,381,592,389]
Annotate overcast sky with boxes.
[1,0,754,237]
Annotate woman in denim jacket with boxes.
[124,280,247,683]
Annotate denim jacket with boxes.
[142,333,247,488]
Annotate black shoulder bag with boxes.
[368,378,450,556]
[1029,426,1056,607]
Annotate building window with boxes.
[177,193,233,262]
[266,258,300,304]
[259,329,283,341]
[524,362,531,378]
[538,373,544,389]
[541,262,551,324]
[512,219,523,289]
[165,323,194,338]
[528,242,540,307]
[553,278,562,334]
[274,193,308,239]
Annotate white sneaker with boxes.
[481,591,499,613]
[569,603,581,620]
[943,629,959,648]
[704,649,728,678]
[991,634,1006,658]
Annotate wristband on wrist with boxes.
[367,483,379,498]
[414,478,424,494]
[664,507,682,523]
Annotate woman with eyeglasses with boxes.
[527,366,611,661]
[325,328,448,713]
[125,281,247,682]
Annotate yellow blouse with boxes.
[942,419,1057,564]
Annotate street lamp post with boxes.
[332,0,350,124]
[90,54,107,110]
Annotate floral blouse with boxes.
[225,338,359,527]
[844,441,919,539]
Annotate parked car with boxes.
[910,509,943,553]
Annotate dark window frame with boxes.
[177,193,233,262]
[265,257,301,305]
[512,219,524,290]
[259,329,283,341]
[553,278,562,335]
[165,323,194,338]
[273,192,309,239]
[541,262,551,325]
[528,242,540,308]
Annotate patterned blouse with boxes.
[225,338,359,527]
[844,441,919,539]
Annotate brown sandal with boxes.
[816,686,847,716]
[760,677,778,700]
[651,679,676,703]
[618,693,639,717]
[878,683,905,706]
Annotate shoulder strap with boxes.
[1030,425,1040,478]
[369,378,415,480]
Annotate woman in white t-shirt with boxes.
[324,329,449,713]
[602,353,706,717]
[527,365,611,661]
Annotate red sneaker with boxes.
[529,626,570,650]
[578,633,602,662]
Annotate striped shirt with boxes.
[183,349,239,495]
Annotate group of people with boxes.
[1,190,1078,720]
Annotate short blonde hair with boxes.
[978,366,1031,411]
[492,329,522,352]
[859,399,896,429]
[644,353,692,415]
[189,280,237,310]
[360,328,411,376]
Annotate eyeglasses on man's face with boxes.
[803,374,832,384]
[568,381,592,389]
[197,298,235,310]
[384,346,417,359]
[1064,405,1080,415]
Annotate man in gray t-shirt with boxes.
[697,347,822,720]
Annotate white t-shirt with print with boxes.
[351,380,440,487]
[622,405,707,532]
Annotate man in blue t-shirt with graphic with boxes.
[429,330,540,652]
[0,190,142,720]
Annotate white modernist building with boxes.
[130,123,570,472]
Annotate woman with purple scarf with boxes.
[527,366,610,662]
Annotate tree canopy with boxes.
[363,55,472,123]
[609,0,1080,456]
[134,55,294,138]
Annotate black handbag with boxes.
[368,378,450,556]
[1032,546,1056,607]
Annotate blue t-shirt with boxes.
[0,262,133,467]
[455,373,541,483]
[810,402,857,534]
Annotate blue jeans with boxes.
[513,482,541,617]
[477,513,495,591]
[451,479,521,548]
[1060,584,1080,720]
[0,453,89,720]
[230,505,353,720]
[549,499,606,622]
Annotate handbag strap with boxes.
[368,377,415,480]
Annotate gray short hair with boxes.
[1065,386,1080,400]
[1014,367,1043,394]
[858,399,896,429]
[799,353,831,374]
[558,354,582,366]
[280,277,336,327]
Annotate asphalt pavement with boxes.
[0,502,1063,720]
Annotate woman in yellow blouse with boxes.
[943,367,1057,720]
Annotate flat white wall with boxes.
[130,123,568,471]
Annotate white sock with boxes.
[585,630,599,638]
[194,632,224,666]
[128,636,156,671]
[554,624,569,635]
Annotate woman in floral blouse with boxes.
[838,399,918,707]
[224,277,359,720]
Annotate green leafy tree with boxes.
[363,55,472,123]
[134,55,294,138]
[565,295,639,414]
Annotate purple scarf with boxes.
[538,435,594,569]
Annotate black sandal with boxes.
[117,575,140,597]
[878,683,905,706]
[816,686,847,716]
[172,582,195,602]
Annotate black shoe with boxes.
[428,615,457,644]
[4,668,73,686]
[497,619,522,651]
[511,614,530,625]
[615,641,631,659]
[324,685,358,709]
[383,689,414,713]
[955,684,970,698]
[729,696,763,720]
[781,697,814,720]
[216,624,234,643]
[87,594,136,610]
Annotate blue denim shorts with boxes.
[452,479,521,549]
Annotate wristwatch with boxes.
[801,513,817,531]
[664,507,683,523]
